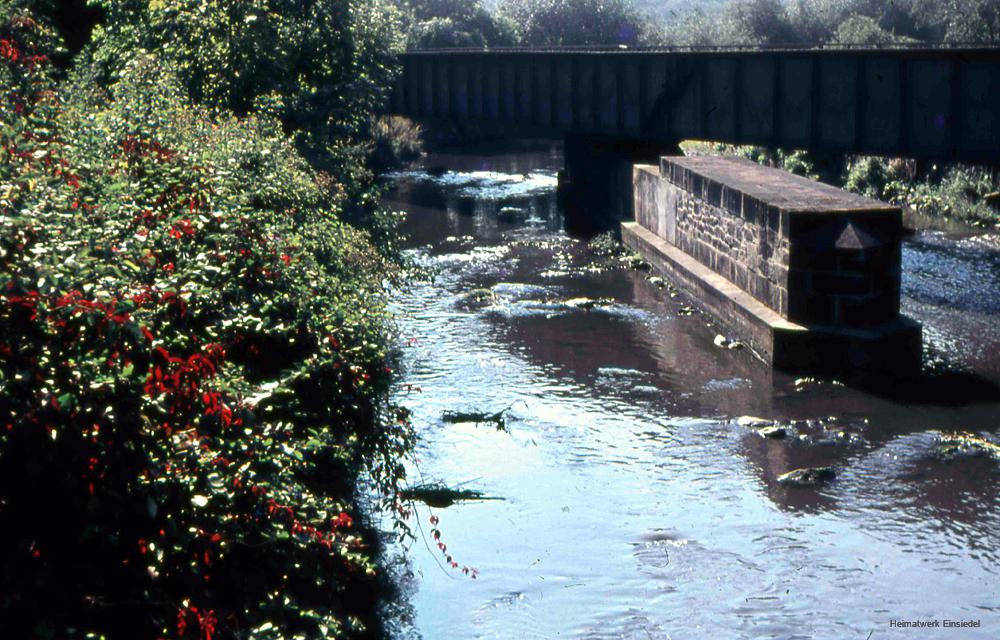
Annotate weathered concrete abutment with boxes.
[623,156,922,375]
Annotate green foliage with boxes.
[647,7,728,47]
[725,0,800,45]
[75,0,412,263]
[932,0,1000,44]
[399,0,518,48]
[631,0,729,23]
[846,157,1000,224]
[495,0,648,46]
[832,15,914,45]
[690,142,819,180]
[85,0,404,175]
[643,0,1000,47]
[844,156,897,199]
[1,6,415,639]
[370,115,424,172]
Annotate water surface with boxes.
[381,142,1000,640]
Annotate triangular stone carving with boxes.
[835,221,881,250]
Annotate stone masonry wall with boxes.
[669,178,791,317]
[636,157,904,328]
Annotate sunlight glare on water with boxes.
[382,142,1000,640]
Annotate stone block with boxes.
[633,154,918,372]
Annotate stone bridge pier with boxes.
[623,155,923,377]
[559,134,679,235]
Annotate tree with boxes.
[722,0,801,46]
[653,8,729,47]
[833,14,917,44]
[935,0,1000,44]
[398,0,517,48]
[87,0,405,167]
[495,0,648,47]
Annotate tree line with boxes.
[399,0,1000,49]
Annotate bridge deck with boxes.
[391,47,1000,164]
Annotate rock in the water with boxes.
[758,425,786,439]
[737,416,774,428]
[777,467,836,486]
[565,297,612,310]
[457,288,496,309]
[625,255,651,270]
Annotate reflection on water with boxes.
[382,143,1000,640]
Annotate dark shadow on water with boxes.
[853,369,1000,406]
[393,179,449,211]
[831,343,1000,406]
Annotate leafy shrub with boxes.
[2,8,413,639]
[370,115,424,172]
[844,155,896,199]
[723,0,800,45]
[692,142,819,181]
[833,14,919,45]
[83,0,408,254]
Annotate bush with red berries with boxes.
[1,5,412,638]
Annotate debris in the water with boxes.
[714,334,739,348]
[624,254,651,270]
[442,402,521,431]
[777,467,836,486]
[498,206,529,223]
[400,483,504,509]
[587,232,625,257]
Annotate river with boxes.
[380,142,1000,640]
